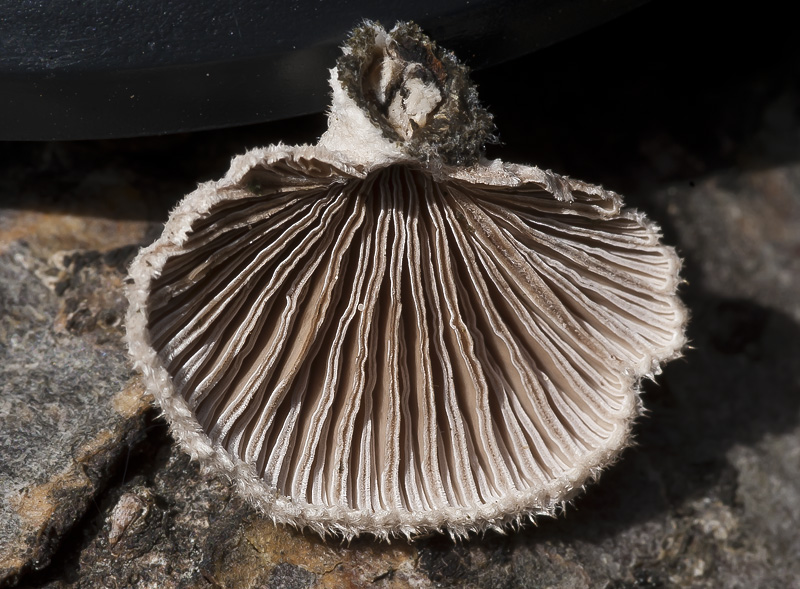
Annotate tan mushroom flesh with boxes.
[126,22,686,539]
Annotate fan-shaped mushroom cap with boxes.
[126,22,686,539]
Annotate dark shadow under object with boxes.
[0,0,645,140]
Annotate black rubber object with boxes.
[1,0,645,140]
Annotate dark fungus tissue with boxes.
[126,21,686,539]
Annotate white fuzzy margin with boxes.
[125,145,687,540]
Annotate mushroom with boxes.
[126,22,686,539]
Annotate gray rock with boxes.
[0,242,149,585]
[267,563,316,589]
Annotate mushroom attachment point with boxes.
[126,21,687,539]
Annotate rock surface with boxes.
[0,237,149,584]
[1,2,799,588]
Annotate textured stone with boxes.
[0,240,150,585]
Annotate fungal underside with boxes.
[126,22,686,539]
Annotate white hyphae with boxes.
[126,22,687,539]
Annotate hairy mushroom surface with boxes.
[126,22,686,539]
